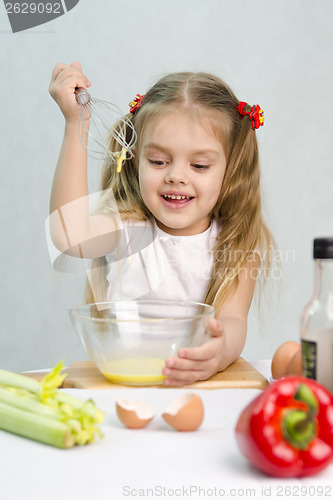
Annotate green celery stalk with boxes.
[0,401,74,449]
[0,387,60,419]
[0,369,40,393]
[0,362,104,448]
[0,360,65,396]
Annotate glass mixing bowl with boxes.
[69,300,214,386]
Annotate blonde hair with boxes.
[86,72,274,312]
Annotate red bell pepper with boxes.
[235,376,333,477]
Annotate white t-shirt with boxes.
[104,219,221,303]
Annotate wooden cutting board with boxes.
[28,357,267,390]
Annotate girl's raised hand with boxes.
[162,318,225,386]
[49,61,91,121]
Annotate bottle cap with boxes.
[313,238,333,259]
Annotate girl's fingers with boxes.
[51,62,90,88]
[162,335,224,384]
[56,75,87,93]
[55,69,87,88]
[70,61,91,86]
[51,62,67,81]
[177,339,218,362]
[164,357,200,372]
[164,346,218,373]
[70,61,91,87]
[163,355,219,385]
[170,320,224,362]
[70,61,83,72]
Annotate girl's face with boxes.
[138,111,227,236]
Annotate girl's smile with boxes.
[138,111,227,236]
[161,191,195,208]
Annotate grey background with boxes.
[1,0,332,371]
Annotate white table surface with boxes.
[1,361,333,500]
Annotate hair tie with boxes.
[129,93,145,114]
[238,101,264,130]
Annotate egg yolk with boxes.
[101,358,165,385]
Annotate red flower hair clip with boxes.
[129,93,145,114]
[238,101,264,130]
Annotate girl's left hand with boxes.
[162,317,225,386]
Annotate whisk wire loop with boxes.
[76,89,137,168]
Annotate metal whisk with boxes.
[75,88,137,172]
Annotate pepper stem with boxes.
[282,384,318,450]
[294,383,318,417]
[282,410,315,449]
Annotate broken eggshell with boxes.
[116,399,156,429]
[162,392,204,431]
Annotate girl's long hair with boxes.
[86,72,274,312]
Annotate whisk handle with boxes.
[75,87,91,106]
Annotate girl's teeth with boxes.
[164,195,190,200]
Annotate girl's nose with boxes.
[164,163,188,184]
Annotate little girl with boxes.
[48,62,273,386]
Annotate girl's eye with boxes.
[148,159,167,166]
[192,164,210,170]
